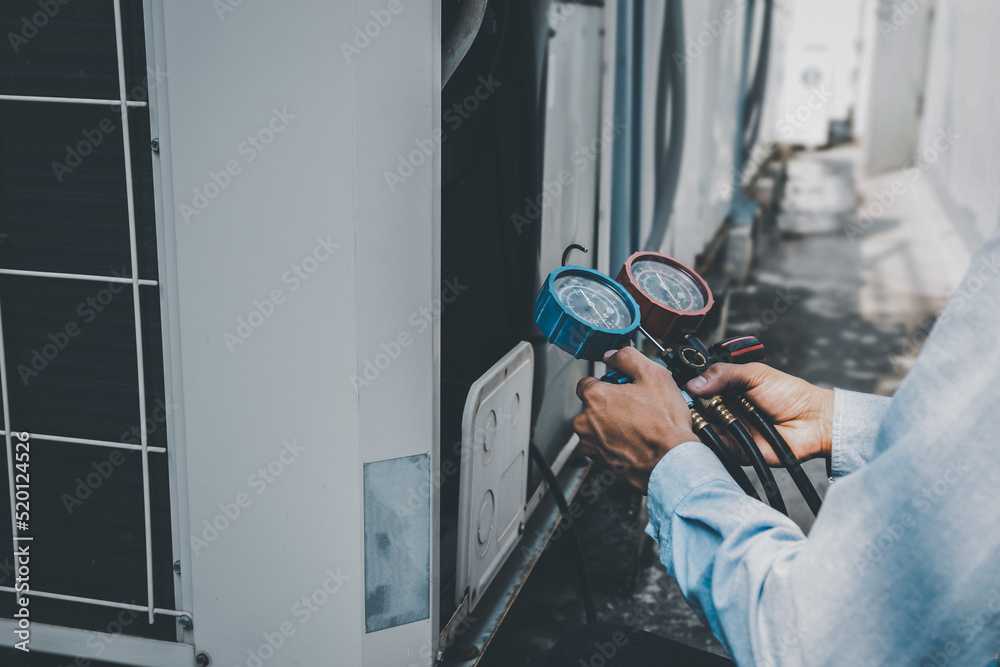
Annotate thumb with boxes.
[602,346,657,382]
[686,362,770,396]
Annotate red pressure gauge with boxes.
[615,252,715,342]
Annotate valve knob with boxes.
[709,336,766,364]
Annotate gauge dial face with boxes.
[553,274,633,330]
[632,259,707,313]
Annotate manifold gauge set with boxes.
[532,249,824,518]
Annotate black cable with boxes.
[695,423,760,500]
[645,0,686,251]
[743,409,823,516]
[726,420,787,515]
[741,0,774,166]
[529,441,596,624]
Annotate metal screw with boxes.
[195,653,211,666]
[178,615,194,630]
[518,522,525,535]
[173,560,181,575]
[150,138,160,152]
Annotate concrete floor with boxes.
[479,144,971,665]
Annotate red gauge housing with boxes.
[616,252,715,342]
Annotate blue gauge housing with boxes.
[533,266,641,361]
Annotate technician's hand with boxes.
[573,347,699,494]
[686,362,833,465]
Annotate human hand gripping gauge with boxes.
[616,251,820,515]
[534,249,821,515]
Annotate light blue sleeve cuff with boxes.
[831,388,893,479]
[645,441,742,548]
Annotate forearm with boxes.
[646,443,808,665]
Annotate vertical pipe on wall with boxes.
[629,0,645,255]
[609,0,634,273]
[730,0,757,224]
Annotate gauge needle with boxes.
[582,292,612,328]
[655,273,680,307]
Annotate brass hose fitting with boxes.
[690,408,709,431]
[696,394,738,426]
[736,395,756,413]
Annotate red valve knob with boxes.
[710,336,766,364]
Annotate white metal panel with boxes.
[350,0,439,663]
[456,342,532,611]
[153,0,437,664]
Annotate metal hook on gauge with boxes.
[561,244,589,267]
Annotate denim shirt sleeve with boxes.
[645,442,807,665]
[644,233,1000,667]
[830,389,893,479]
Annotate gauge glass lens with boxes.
[553,274,633,330]
[632,260,707,312]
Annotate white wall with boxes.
[917,0,1000,247]
[858,0,935,173]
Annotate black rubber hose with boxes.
[645,0,686,251]
[696,423,761,500]
[744,410,823,516]
[741,0,774,165]
[529,442,597,624]
[727,421,787,515]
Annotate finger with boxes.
[686,362,770,396]
[576,376,600,402]
[602,346,657,382]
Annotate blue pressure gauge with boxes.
[534,266,641,361]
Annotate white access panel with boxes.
[149,1,440,666]
[456,342,533,611]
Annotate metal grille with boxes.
[0,0,183,638]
